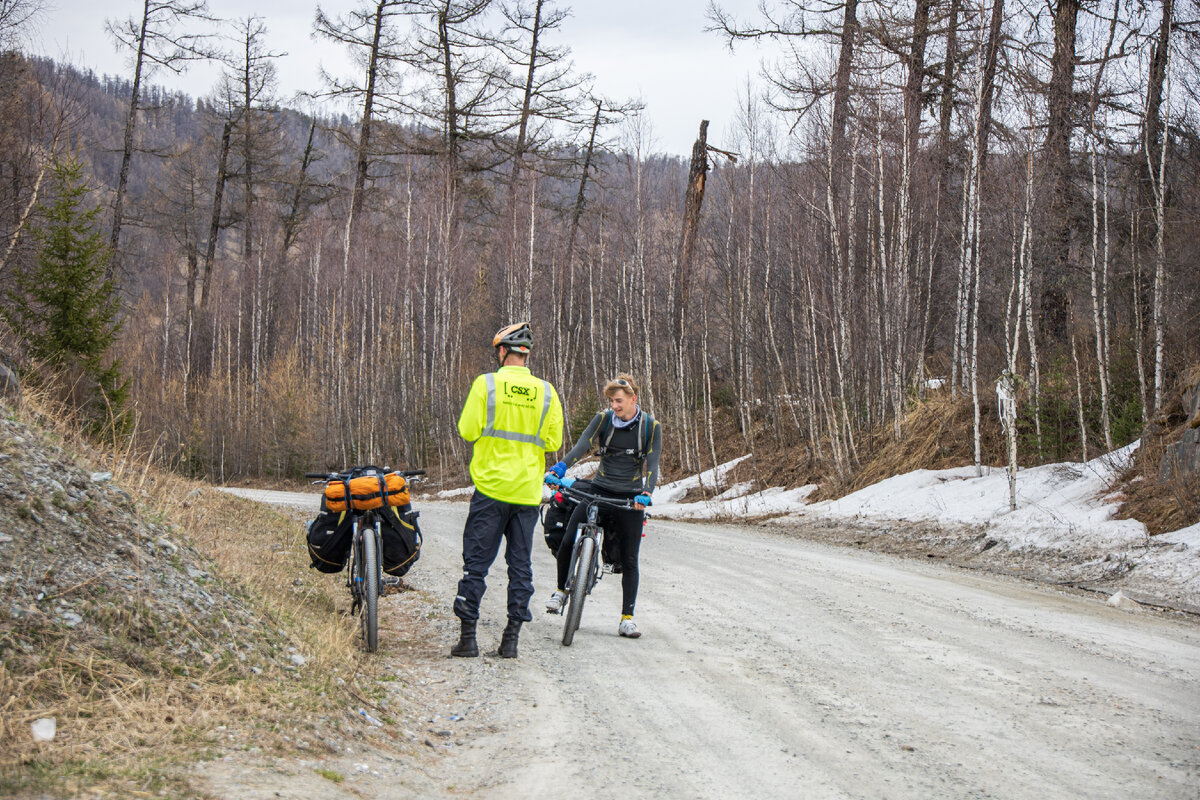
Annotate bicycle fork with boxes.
[567,506,604,596]
[348,517,384,613]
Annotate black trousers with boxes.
[555,486,644,616]
[455,490,538,623]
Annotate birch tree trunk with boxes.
[1152,47,1172,413]
[1072,334,1088,460]
[1088,131,1113,450]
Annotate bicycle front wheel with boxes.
[562,534,596,647]
[359,530,380,652]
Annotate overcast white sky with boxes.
[34,0,782,157]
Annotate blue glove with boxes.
[549,461,567,478]
[635,494,652,507]
[544,473,560,486]
[559,477,575,489]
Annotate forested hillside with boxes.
[1,0,1197,490]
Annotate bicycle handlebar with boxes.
[545,477,639,511]
[306,467,427,481]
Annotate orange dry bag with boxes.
[323,472,410,512]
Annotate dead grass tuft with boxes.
[811,393,1006,501]
[1113,370,1200,535]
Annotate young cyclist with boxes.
[544,374,661,638]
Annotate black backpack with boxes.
[594,410,655,462]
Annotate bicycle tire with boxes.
[360,529,380,653]
[562,534,595,647]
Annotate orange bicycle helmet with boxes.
[493,322,532,353]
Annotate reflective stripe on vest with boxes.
[481,373,553,448]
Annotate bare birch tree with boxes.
[106,0,215,272]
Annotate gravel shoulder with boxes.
[200,491,1200,799]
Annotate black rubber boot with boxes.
[451,619,478,658]
[497,619,522,658]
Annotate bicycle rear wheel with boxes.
[562,534,595,647]
[359,530,380,652]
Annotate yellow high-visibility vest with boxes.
[458,365,563,505]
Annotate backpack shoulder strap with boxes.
[636,412,652,460]
[596,409,617,455]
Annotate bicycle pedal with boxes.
[382,575,401,586]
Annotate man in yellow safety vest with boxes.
[451,322,564,658]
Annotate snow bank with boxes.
[653,485,819,520]
[650,443,1199,606]
[651,455,751,504]
[652,446,1149,549]
[1161,522,1200,549]
[805,442,1145,550]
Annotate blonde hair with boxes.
[603,373,639,398]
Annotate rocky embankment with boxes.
[0,400,294,789]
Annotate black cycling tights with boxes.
[555,492,644,617]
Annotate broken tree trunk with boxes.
[674,120,710,345]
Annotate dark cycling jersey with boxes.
[562,410,662,495]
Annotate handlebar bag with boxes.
[378,504,422,576]
[306,510,352,573]
[324,472,410,512]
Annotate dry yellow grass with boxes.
[0,386,387,798]
[806,392,1005,501]
[1113,369,1200,535]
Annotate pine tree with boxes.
[2,151,129,432]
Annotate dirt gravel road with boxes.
[209,490,1200,799]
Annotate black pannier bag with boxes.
[378,504,422,576]
[307,508,352,573]
[541,479,590,553]
[541,480,623,572]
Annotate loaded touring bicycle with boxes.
[305,466,424,652]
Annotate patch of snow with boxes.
[1159,522,1200,549]
[713,482,754,501]
[652,455,751,504]
[654,485,818,520]
[1106,590,1142,611]
[435,486,475,499]
[565,461,599,479]
[797,442,1146,552]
